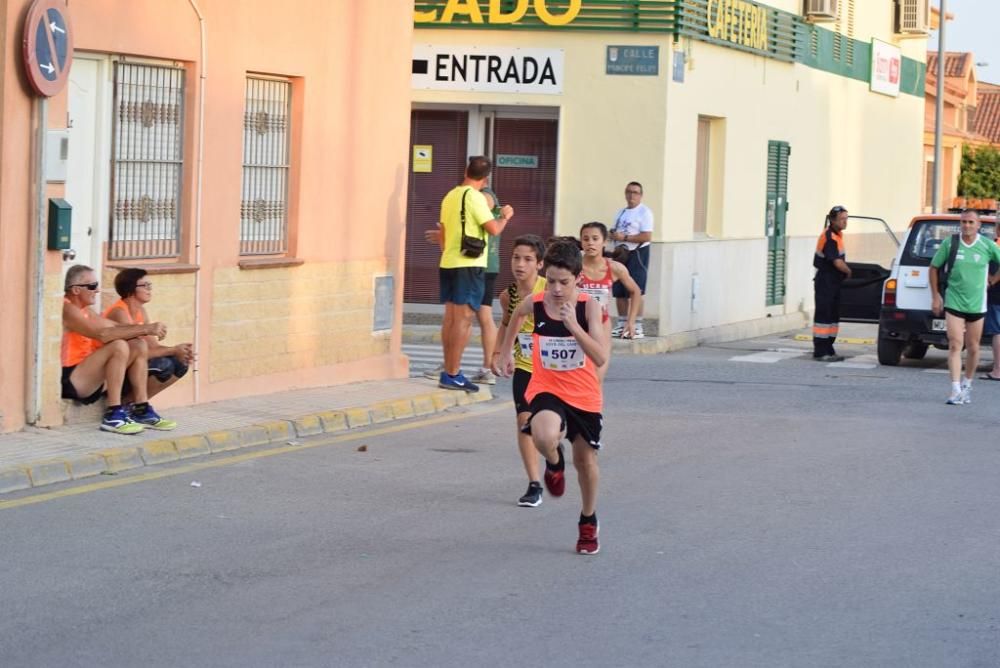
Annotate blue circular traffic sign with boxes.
[22,0,73,97]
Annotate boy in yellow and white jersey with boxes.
[491,234,547,507]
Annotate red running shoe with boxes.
[577,521,600,555]
[543,444,565,497]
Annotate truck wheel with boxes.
[877,335,904,366]
[903,342,929,360]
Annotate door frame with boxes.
[411,102,559,160]
[405,103,561,312]
[66,52,113,279]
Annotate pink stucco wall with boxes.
[0,0,414,431]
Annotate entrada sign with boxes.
[412,45,563,94]
[706,0,769,53]
[415,0,582,27]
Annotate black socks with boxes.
[579,513,597,526]
[545,445,565,472]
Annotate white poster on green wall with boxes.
[870,39,901,98]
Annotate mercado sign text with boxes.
[415,0,582,27]
[706,0,769,52]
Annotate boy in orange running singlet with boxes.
[498,240,608,555]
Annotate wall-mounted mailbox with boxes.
[47,198,72,251]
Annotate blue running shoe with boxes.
[100,407,144,435]
[438,372,479,393]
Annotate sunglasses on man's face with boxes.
[71,282,99,291]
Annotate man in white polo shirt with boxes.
[608,181,653,338]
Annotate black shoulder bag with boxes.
[459,188,486,259]
[938,233,960,294]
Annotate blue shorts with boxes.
[985,304,1000,336]
[439,267,485,310]
[612,244,649,297]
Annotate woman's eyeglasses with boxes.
[136,282,153,289]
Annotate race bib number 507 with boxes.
[539,336,584,371]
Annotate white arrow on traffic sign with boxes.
[49,21,65,33]
[40,62,54,74]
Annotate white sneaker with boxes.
[469,368,497,385]
[422,363,444,380]
[961,385,972,404]
[632,322,645,339]
[611,323,625,338]
[946,392,963,405]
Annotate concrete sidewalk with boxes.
[0,378,493,494]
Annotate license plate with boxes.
[932,318,946,332]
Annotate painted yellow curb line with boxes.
[0,401,511,511]
[0,386,494,496]
[792,334,875,345]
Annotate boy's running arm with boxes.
[560,298,607,368]
[491,290,512,375]
[497,298,532,376]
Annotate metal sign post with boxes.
[932,0,946,213]
[21,0,72,424]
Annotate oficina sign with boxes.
[415,0,582,27]
[412,45,564,94]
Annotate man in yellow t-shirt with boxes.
[435,156,513,392]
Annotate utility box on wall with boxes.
[47,198,72,251]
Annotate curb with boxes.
[0,386,494,495]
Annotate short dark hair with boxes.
[114,268,148,298]
[579,221,608,240]
[543,239,583,276]
[512,234,545,262]
[626,181,643,193]
[466,155,492,181]
[64,264,94,292]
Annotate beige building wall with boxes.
[659,34,925,333]
[0,1,414,432]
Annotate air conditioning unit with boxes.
[895,0,929,35]
[804,0,838,22]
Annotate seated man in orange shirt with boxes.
[61,264,177,434]
[104,268,194,400]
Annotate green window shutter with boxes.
[765,140,790,307]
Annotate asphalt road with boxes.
[2,326,999,667]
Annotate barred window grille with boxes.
[241,76,291,255]
[110,62,185,260]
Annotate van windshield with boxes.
[901,220,997,266]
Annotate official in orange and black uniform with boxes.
[812,205,852,361]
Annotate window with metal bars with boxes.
[110,61,185,260]
[240,76,292,255]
